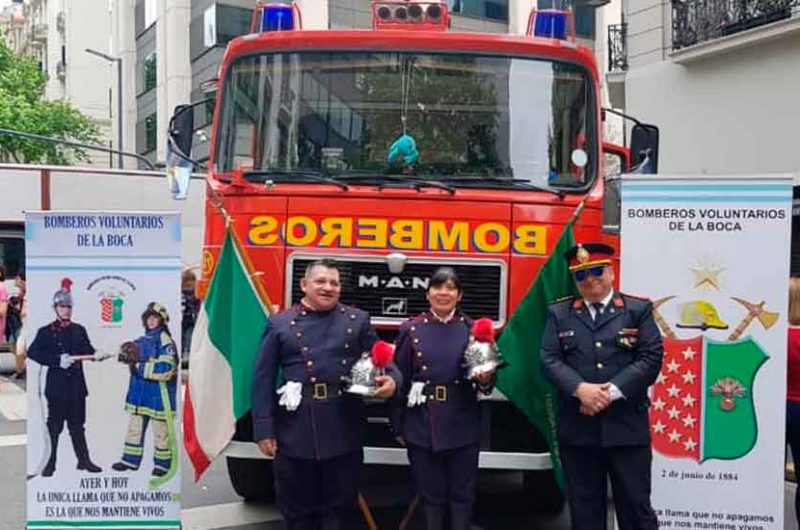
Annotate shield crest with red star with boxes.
[650,336,768,462]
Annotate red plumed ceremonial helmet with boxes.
[471,318,495,343]
[370,340,394,368]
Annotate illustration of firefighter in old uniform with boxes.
[28,278,103,477]
[112,302,179,477]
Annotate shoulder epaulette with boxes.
[622,292,651,302]
[549,295,576,306]
[409,312,428,322]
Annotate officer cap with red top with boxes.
[563,242,614,273]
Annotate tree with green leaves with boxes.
[0,37,100,165]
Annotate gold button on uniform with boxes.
[596,362,604,369]
[307,360,313,367]
[595,341,602,348]
[310,376,317,383]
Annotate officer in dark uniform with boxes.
[540,243,663,530]
[28,278,102,477]
[393,267,494,530]
[252,259,402,530]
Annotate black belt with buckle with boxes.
[302,382,342,400]
[424,383,469,402]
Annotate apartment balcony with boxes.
[31,22,47,42]
[672,0,800,50]
[608,23,628,72]
[605,23,627,109]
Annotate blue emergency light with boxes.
[260,3,294,32]
[530,9,570,40]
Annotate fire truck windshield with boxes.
[215,51,596,192]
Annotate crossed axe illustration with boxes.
[651,296,779,340]
[727,297,779,340]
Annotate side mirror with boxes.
[629,123,659,173]
[168,104,194,157]
[166,104,195,201]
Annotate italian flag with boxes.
[183,227,271,480]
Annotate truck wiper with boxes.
[433,175,565,198]
[242,169,350,191]
[335,173,456,195]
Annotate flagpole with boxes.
[204,180,276,316]
[570,197,587,225]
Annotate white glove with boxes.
[407,381,428,408]
[277,381,303,411]
[59,354,74,370]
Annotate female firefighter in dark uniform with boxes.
[393,267,495,530]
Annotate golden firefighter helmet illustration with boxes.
[676,300,729,330]
[141,302,170,326]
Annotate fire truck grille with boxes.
[288,258,505,323]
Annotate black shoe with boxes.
[41,461,56,477]
[151,467,167,477]
[112,461,137,472]
[77,460,102,473]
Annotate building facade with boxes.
[0,0,114,167]
[608,0,800,175]
[109,0,609,169]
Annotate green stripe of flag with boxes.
[496,221,578,492]
[204,231,270,419]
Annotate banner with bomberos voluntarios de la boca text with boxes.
[620,175,793,530]
[25,211,182,530]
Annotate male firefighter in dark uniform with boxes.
[28,278,102,477]
[252,259,402,530]
[541,243,663,530]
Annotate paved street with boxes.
[1,374,798,530]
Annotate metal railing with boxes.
[672,0,800,50]
[608,23,628,72]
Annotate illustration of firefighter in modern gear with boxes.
[27,278,103,477]
[112,302,179,478]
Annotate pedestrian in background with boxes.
[12,273,26,379]
[181,269,199,359]
[0,266,8,349]
[541,242,663,530]
[392,267,495,530]
[786,276,800,525]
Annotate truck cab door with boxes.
[602,142,628,234]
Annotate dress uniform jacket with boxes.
[393,311,493,452]
[28,321,95,401]
[124,329,178,421]
[541,292,663,447]
[252,303,401,461]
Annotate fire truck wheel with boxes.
[226,456,275,502]
[523,469,565,514]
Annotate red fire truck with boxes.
[169,1,659,509]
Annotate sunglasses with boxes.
[573,266,606,282]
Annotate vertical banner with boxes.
[25,211,182,530]
[620,175,793,529]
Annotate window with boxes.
[452,0,508,21]
[0,235,24,280]
[143,53,156,92]
[145,113,157,153]
[144,0,157,29]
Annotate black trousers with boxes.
[47,396,86,438]
[407,444,479,510]
[560,444,658,530]
[273,450,362,526]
